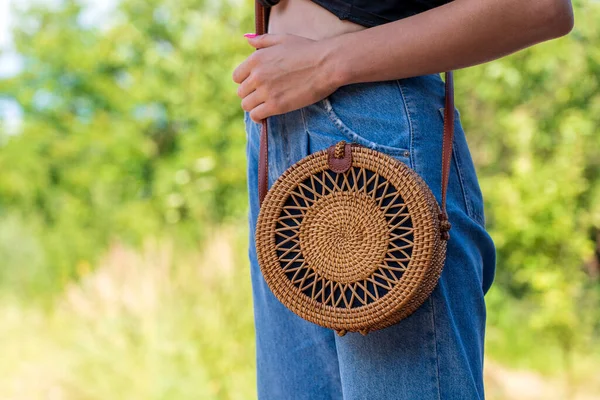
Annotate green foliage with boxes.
[0,0,254,295]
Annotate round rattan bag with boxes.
[252,1,455,337]
[256,138,454,336]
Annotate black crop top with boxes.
[258,0,452,28]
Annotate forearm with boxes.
[317,0,574,87]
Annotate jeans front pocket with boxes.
[310,80,413,160]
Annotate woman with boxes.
[232,0,574,398]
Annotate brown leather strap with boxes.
[255,2,269,208]
[439,70,454,240]
[253,2,454,236]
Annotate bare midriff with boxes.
[267,0,368,40]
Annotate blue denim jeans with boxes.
[244,73,497,399]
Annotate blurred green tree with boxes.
[0,0,254,295]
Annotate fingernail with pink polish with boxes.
[244,33,258,38]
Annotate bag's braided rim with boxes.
[255,144,447,333]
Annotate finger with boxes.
[241,89,264,113]
[246,33,283,49]
[237,77,256,99]
[232,58,252,84]
[249,102,272,123]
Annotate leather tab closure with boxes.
[328,141,352,173]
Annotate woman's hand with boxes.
[232,33,341,123]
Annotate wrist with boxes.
[315,34,351,90]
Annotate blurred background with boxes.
[0,0,598,398]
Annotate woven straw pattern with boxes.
[255,142,447,335]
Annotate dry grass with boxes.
[0,225,598,399]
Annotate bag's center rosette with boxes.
[300,190,397,288]
[255,143,447,335]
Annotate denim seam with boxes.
[266,117,278,187]
[299,106,315,168]
[451,139,473,218]
[395,79,415,170]
[299,106,310,137]
[438,107,486,229]
[245,113,259,155]
[439,287,486,399]
[429,295,443,400]
[332,336,346,400]
[453,139,486,229]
